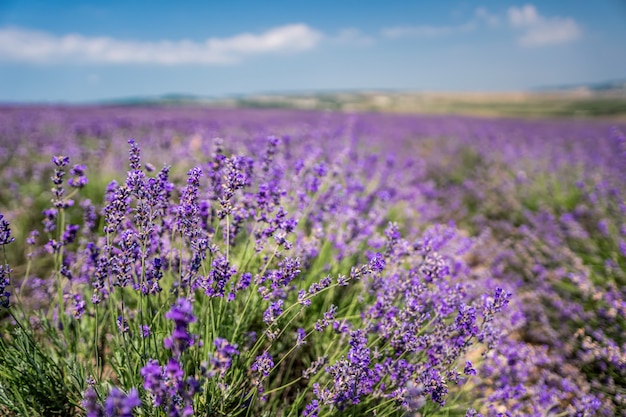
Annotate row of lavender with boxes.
[0,106,624,416]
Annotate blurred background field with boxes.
[114,85,626,119]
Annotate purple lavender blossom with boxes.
[141,360,166,407]
[200,256,236,298]
[0,264,11,308]
[141,358,199,417]
[26,229,39,246]
[252,351,274,378]
[83,387,141,417]
[368,253,386,273]
[0,214,15,246]
[62,224,80,245]
[176,166,203,239]
[83,387,104,417]
[127,139,142,171]
[296,327,307,347]
[72,293,86,319]
[42,208,58,233]
[263,299,283,326]
[164,298,197,356]
[104,387,141,417]
[302,400,320,417]
[0,214,13,308]
[141,325,151,338]
[50,155,74,208]
[211,337,239,376]
[68,164,88,188]
[52,155,70,167]
[319,330,378,409]
[116,315,129,334]
[251,351,274,401]
[314,305,337,332]
[464,361,477,376]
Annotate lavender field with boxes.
[0,105,625,417]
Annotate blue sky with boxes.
[0,0,625,102]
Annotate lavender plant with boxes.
[0,106,625,416]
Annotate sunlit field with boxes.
[0,106,624,416]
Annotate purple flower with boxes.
[296,328,307,347]
[141,325,151,338]
[263,300,283,325]
[298,290,311,306]
[26,229,39,246]
[141,360,166,406]
[481,288,511,322]
[201,256,236,298]
[83,387,141,417]
[116,315,129,334]
[234,272,252,292]
[250,350,274,401]
[252,351,274,378]
[369,253,386,273]
[164,298,197,356]
[104,387,141,417]
[141,358,198,417]
[211,337,239,375]
[176,166,203,238]
[0,264,11,308]
[464,361,477,376]
[52,155,70,167]
[321,330,377,409]
[346,330,370,368]
[42,208,58,233]
[302,399,320,417]
[68,164,89,189]
[62,224,80,245]
[314,305,337,332]
[454,304,479,338]
[127,139,142,171]
[165,298,196,327]
[0,214,15,246]
[308,275,332,296]
[103,184,131,234]
[83,387,104,417]
[73,293,86,319]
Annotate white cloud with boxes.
[0,24,323,65]
[508,4,539,27]
[475,7,500,27]
[381,22,475,39]
[331,28,374,46]
[507,4,581,46]
[381,7,502,40]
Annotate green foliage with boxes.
[0,323,84,416]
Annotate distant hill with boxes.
[96,80,626,118]
[535,79,626,94]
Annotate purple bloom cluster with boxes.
[251,351,274,401]
[0,214,15,246]
[141,358,199,417]
[210,337,239,376]
[314,330,377,409]
[0,213,13,308]
[164,298,197,356]
[0,263,11,308]
[83,387,141,417]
